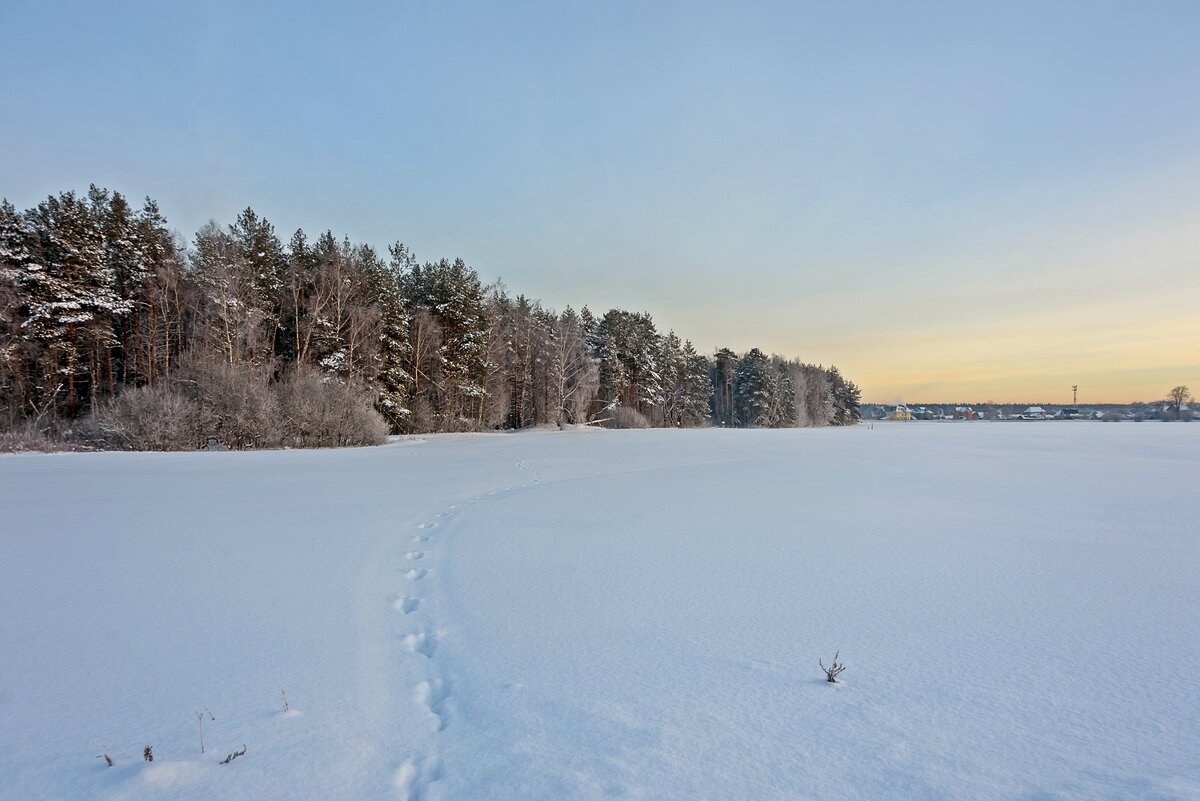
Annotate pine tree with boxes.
[827,366,862,425]
[593,309,661,418]
[734,348,774,427]
[679,341,712,427]
[23,191,128,414]
[656,330,685,426]
[766,355,797,427]
[0,200,35,424]
[91,187,149,386]
[365,244,411,431]
[710,348,738,426]
[399,257,490,429]
[229,208,285,363]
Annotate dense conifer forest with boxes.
[0,187,860,449]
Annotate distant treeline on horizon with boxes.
[865,401,1176,409]
[0,186,860,450]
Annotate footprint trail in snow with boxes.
[390,456,545,799]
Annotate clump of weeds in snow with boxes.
[220,744,247,765]
[820,650,847,683]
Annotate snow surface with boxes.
[1,424,1198,800]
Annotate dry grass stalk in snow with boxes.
[195,707,215,753]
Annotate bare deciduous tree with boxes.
[1168,385,1191,416]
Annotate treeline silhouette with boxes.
[0,186,860,449]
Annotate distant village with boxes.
[862,402,1194,422]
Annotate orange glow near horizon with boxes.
[672,161,1200,406]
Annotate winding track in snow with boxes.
[391,457,545,801]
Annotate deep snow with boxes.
[1,424,1198,800]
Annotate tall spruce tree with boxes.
[733,347,773,427]
[366,244,411,431]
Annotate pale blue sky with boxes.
[2,1,1198,401]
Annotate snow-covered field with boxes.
[2,424,1198,801]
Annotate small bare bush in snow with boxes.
[276,369,387,448]
[87,383,208,450]
[0,421,68,453]
[820,651,847,683]
[84,358,386,451]
[609,406,651,429]
[174,358,279,450]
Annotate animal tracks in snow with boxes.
[415,678,453,731]
[402,629,438,658]
[393,595,421,614]
[391,456,546,798]
[393,755,443,801]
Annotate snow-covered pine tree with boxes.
[656,330,685,426]
[827,366,862,425]
[320,232,355,378]
[22,191,128,414]
[399,257,490,430]
[90,187,149,387]
[0,200,35,425]
[592,309,662,421]
[766,354,797,427]
[679,341,712,427]
[710,348,738,426]
[229,208,285,363]
[311,231,362,379]
[364,244,411,431]
[733,347,774,427]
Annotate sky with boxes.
[1,0,1197,403]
